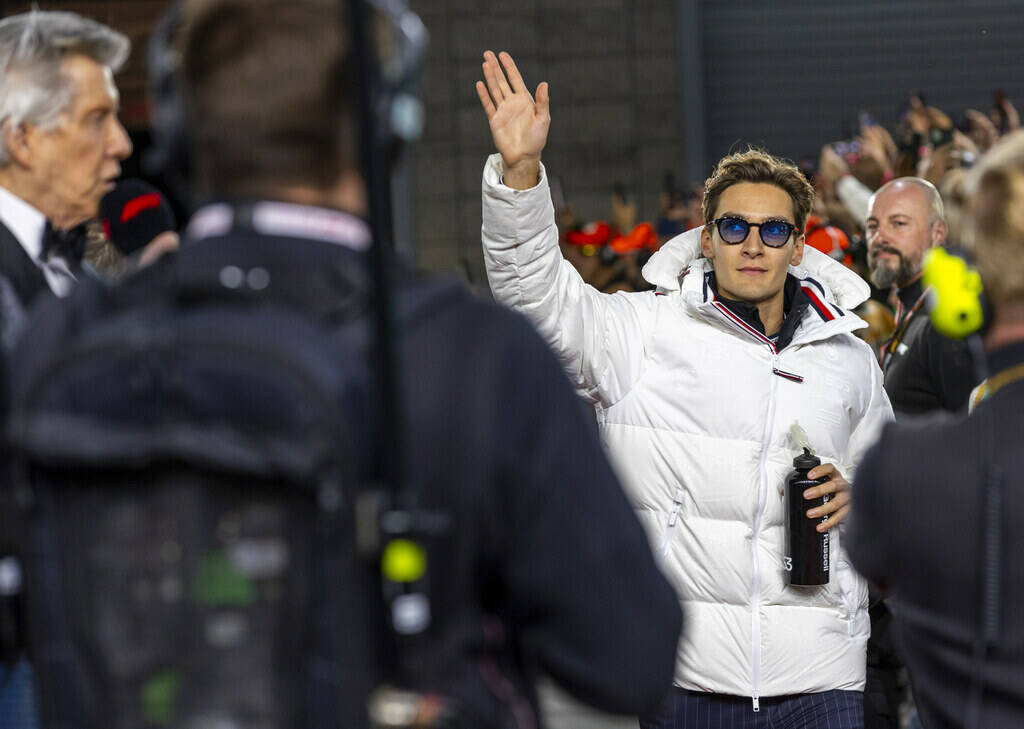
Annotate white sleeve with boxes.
[842,339,895,481]
[480,154,657,407]
[835,175,873,225]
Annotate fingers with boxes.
[536,81,550,120]
[817,146,848,179]
[807,489,849,516]
[802,477,849,501]
[806,463,845,483]
[499,51,527,94]
[475,81,496,118]
[953,130,979,155]
[1005,101,1020,130]
[864,124,885,141]
[481,51,508,105]
[481,50,539,111]
[807,490,850,532]
[484,50,512,100]
[803,462,851,531]
[817,504,850,532]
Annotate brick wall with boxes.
[409,0,684,284]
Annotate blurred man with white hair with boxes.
[0,10,132,343]
[0,11,131,725]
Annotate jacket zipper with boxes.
[749,356,780,712]
[710,300,801,381]
[711,300,783,711]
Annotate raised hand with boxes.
[1000,96,1020,131]
[859,124,896,175]
[817,145,849,196]
[965,109,999,151]
[476,51,550,190]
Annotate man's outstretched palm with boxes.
[476,51,550,187]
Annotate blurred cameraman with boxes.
[848,129,1024,729]
[10,0,682,725]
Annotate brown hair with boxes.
[181,0,355,198]
[968,130,1024,305]
[702,148,815,232]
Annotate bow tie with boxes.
[41,221,89,266]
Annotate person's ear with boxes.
[790,233,805,267]
[700,226,714,258]
[930,219,948,247]
[3,122,35,169]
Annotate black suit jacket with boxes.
[848,340,1024,729]
[0,220,49,311]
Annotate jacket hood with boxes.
[642,226,871,310]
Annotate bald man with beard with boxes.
[867,177,977,416]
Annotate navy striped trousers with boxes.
[0,660,39,729]
[639,688,863,729]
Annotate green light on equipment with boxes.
[192,551,256,606]
[141,670,180,725]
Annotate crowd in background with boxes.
[553,89,1019,348]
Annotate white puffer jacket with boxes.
[480,155,893,705]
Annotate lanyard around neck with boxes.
[886,286,931,358]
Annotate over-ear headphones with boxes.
[922,247,991,339]
[143,1,427,216]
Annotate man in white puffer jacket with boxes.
[475,51,893,729]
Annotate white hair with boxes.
[0,10,129,166]
[868,176,946,225]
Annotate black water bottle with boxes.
[785,448,830,585]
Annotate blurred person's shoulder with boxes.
[866,407,974,485]
[400,267,570,370]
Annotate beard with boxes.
[868,246,920,289]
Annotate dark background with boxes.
[8,0,1024,287]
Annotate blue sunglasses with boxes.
[713,216,798,248]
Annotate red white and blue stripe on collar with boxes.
[801,276,845,321]
[699,270,845,323]
[709,298,805,382]
[700,270,855,384]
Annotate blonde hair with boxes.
[702,148,814,231]
[967,130,1024,305]
[939,168,970,246]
